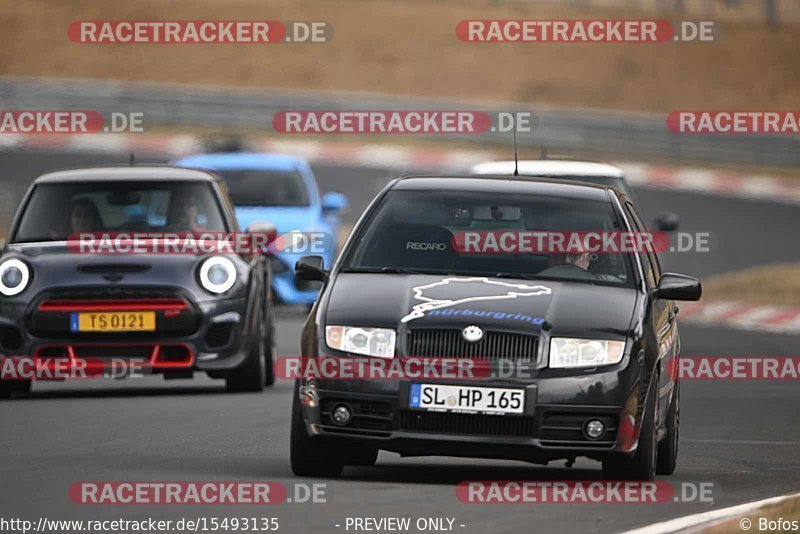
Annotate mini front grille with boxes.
[28,286,199,339]
[400,411,534,438]
[41,286,179,300]
[407,329,538,362]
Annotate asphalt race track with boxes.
[1,150,799,533]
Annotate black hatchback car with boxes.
[0,166,275,397]
[291,175,701,480]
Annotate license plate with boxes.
[409,384,525,415]
[70,311,156,332]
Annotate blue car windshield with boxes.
[215,170,310,207]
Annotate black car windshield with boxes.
[344,189,635,287]
[12,181,228,242]
[215,170,310,207]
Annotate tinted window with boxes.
[624,203,656,287]
[215,170,309,207]
[344,189,634,287]
[13,181,227,242]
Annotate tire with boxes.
[657,382,680,475]
[290,381,343,477]
[225,311,266,393]
[603,378,658,481]
[264,302,276,387]
[0,379,32,399]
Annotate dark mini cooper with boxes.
[0,166,275,397]
[291,175,701,480]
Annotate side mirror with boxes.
[245,221,277,251]
[652,211,680,232]
[321,192,348,215]
[295,255,327,282]
[653,272,702,301]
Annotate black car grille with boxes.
[407,329,538,362]
[400,411,535,438]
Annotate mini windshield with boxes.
[12,180,227,242]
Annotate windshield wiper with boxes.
[492,272,540,280]
[493,272,596,285]
[343,267,446,275]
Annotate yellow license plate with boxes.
[72,311,156,332]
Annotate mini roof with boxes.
[34,166,219,184]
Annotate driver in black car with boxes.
[539,251,596,279]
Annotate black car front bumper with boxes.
[297,357,647,463]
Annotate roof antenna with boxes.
[512,113,519,176]
[540,145,548,160]
[129,152,135,166]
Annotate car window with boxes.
[344,189,634,287]
[12,181,227,242]
[624,203,657,288]
[214,170,310,207]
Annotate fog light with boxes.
[331,404,352,426]
[584,419,605,440]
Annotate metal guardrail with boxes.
[0,76,797,168]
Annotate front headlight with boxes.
[198,256,237,294]
[325,326,396,359]
[0,259,31,296]
[549,337,626,368]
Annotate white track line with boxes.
[621,491,800,534]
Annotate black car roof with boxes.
[33,166,220,184]
[392,175,614,201]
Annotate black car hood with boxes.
[324,273,638,338]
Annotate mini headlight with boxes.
[549,337,626,369]
[199,256,237,294]
[0,259,31,296]
[325,326,396,359]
